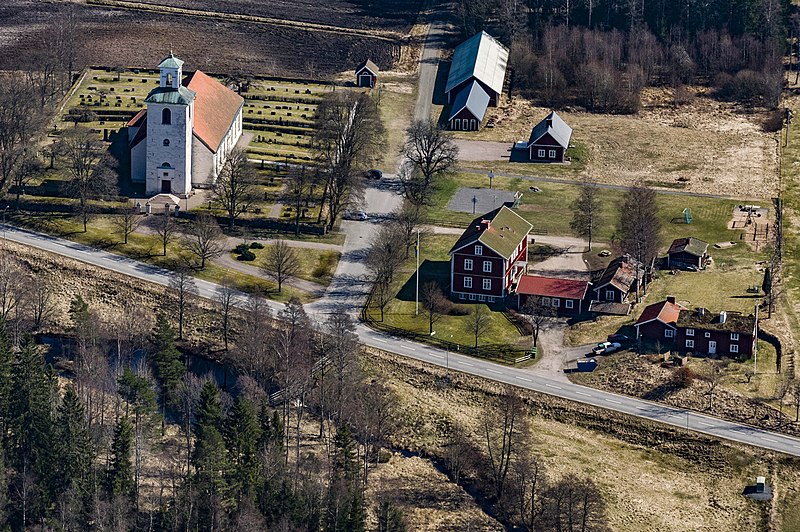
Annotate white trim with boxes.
[730,344,739,353]
[686,339,694,348]
[464,276,473,289]
[686,328,695,337]
[482,278,492,290]
[565,299,574,309]
[664,329,674,338]
[464,258,473,271]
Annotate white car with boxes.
[591,341,622,355]
[343,210,368,221]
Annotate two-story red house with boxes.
[449,206,532,303]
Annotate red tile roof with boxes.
[185,70,244,153]
[127,108,146,128]
[636,299,685,327]
[129,112,148,148]
[516,275,589,299]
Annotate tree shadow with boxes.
[396,259,450,301]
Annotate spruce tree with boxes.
[376,499,406,532]
[192,381,231,522]
[225,396,261,499]
[151,314,185,434]
[56,384,93,497]
[0,320,13,435]
[108,416,135,499]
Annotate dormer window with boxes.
[162,108,171,125]
[163,139,170,147]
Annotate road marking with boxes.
[515,376,532,382]
[376,339,387,343]
[605,398,622,405]
[403,345,416,351]
[487,368,503,374]
[762,437,779,443]
[428,353,444,359]
[697,421,714,427]
[460,361,474,367]
[545,383,562,390]
[574,391,591,397]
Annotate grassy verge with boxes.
[363,233,530,360]
[378,89,415,171]
[237,245,341,286]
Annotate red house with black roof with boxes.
[449,206,532,303]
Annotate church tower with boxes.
[144,53,195,196]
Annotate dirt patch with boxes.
[461,87,779,198]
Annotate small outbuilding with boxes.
[516,275,590,315]
[355,59,379,88]
[448,80,490,131]
[667,237,710,270]
[743,476,772,501]
[520,111,572,163]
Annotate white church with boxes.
[128,54,245,196]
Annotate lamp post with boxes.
[488,169,494,189]
[415,228,420,315]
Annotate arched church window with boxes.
[163,139,170,147]
[162,108,171,125]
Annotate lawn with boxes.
[363,234,529,357]
[243,245,341,286]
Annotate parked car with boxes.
[592,341,622,355]
[343,210,368,221]
[366,169,383,180]
[607,334,630,344]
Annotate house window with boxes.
[605,289,615,301]
[552,298,560,307]
[686,328,695,337]
[730,344,739,353]
[163,139,170,147]
[665,329,674,338]
[538,149,546,158]
[453,119,460,130]
[482,279,492,290]
[464,277,473,289]
[686,339,695,348]
[464,259,473,271]
[731,333,739,341]
[162,108,171,125]
[565,299,574,309]
[459,293,466,300]
[479,295,486,302]
[549,149,556,158]
[542,297,551,306]
[469,294,476,301]
[483,261,492,273]
[488,296,495,303]
[475,245,483,256]
[705,332,711,338]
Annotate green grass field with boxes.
[243,244,341,286]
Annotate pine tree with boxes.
[151,314,185,434]
[192,381,231,524]
[56,384,93,497]
[108,416,135,499]
[0,319,13,434]
[225,396,261,499]
[376,499,407,532]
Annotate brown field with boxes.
[0,1,398,77]
[460,87,779,198]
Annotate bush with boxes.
[237,250,256,261]
[233,243,250,255]
[672,366,696,388]
[250,242,265,249]
[449,305,470,316]
[761,109,784,133]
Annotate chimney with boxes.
[698,308,705,317]
[666,296,676,304]
[546,118,553,128]
[720,311,727,324]
[480,219,491,231]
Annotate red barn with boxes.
[449,206,532,303]
[448,80,490,131]
[522,111,572,163]
[516,275,590,315]
[592,255,643,304]
[445,31,508,108]
[634,297,686,343]
[355,59,379,88]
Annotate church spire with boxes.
[158,53,184,89]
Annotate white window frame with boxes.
[483,261,492,273]
[705,332,711,338]
[552,298,560,307]
[475,245,483,256]
[542,297,551,306]
[731,333,739,341]
[482,278,492,291]
[686,328,695,337]
[488,296,495,303]
[665,329,674,338]
[538,149,546,158]
[469,294,476,301]
[464,259,473,271]
[478,295,486,302]
[459,293,466,300]
[464,277,473,289]
[565,299,574,309]
[730,344,739,353]
[605,289,615,301]
[686,339,694,348]
[548,149,556,158]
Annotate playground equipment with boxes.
[683,208,693,224]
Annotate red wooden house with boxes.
[667,237,710,270]
[521,111,572,163]
[592,255,643,304]
[674,307,757,357]
[634,297,686,342]
[449,206,532,303]
[516,275,590,315]
[355,59,379,88]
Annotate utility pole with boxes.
[415,228,420,315]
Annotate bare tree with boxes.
[61,129,118,232]
[700,360,726,411]
[237,294,273,384]
[393,201,428,258]
[0,76,42,195]
[185,213,224,269]
[522,298,555,348]
[111,207,141,245]
[262,239,299,293]
[400,120,459,206]
[365,223,405,321]
[153,212,177,257]
[570,179,601,251]
[421,281,448,335]
[285,165,313,236]
[542,475,610,532]
[215,277,237,352]
[0,252,24,324]
[168,267,197,340]
[11,152,42,210]
[323,310,360,424]
[483,388,527,514]
[618,186,661,296]
[466,305,492,348]
[313,91,385,230]
[508,452,547,530]
[443,423,477,485]
[27,271,54,331]
[212,147,256,228]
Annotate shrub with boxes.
[311,252,338,279]
[672,366,696,388]
[233,243,249,255]
[449,305,470,316]
[761,109,784,133]
[250,242,265,249]
[237,250,256,261]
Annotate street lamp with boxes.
[488,169,494,189]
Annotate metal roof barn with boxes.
[445,31,509,98]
